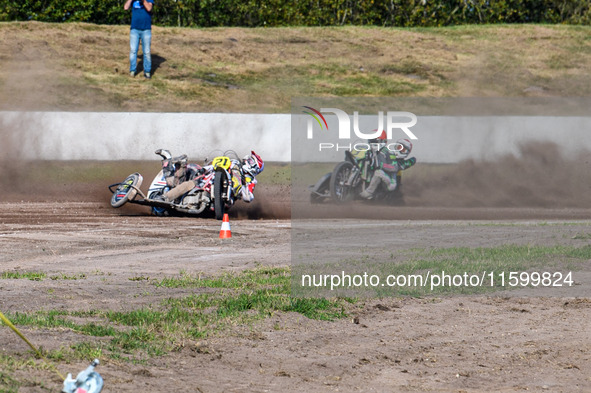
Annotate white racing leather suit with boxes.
[230,160,257,202]
[162,154,198,201]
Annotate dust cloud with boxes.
[2,141,590,221]
[0,117,29,194]
[404,141,591,209]
[296,141,591,220]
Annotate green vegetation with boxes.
[0,271,46,281]
[2,245,588,388]
[0,271,87,281]
[294,244,591,297]
[2,0,590,27]
[0,267,352,389]
[0,353,59,392]
[0,267,351,368]
[154,266,289,289]
[50,273,87,281]
[2,23,591,111]
[0,370,19,393]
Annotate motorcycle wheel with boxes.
[214,169,227,220]
[330,161,354,204]
[110,173,142,208]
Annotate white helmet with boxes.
[394,138,412,159]
[242,151,264,176]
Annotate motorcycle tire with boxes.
[214,169,227,220]
[330,161,354,204]
[310,173,331,204]
[110,173,142,208]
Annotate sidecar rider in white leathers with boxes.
[234,151,264,202]
[155,149,202,202]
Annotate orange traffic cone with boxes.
[219,213,232,239]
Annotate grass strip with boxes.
[1,267,352,367]
[294,244,591,297]
[0,272,46,281]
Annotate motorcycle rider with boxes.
[159,149,264,203]
[359,132,416,199]
[231,151,264,202]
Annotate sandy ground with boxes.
[1,199,590,392]
[2,19,591,393]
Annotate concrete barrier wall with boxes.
[293,114,591,163]
[0,112,291,162]
[2,112,590,163]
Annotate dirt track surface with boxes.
[1,201,591,392]
[0,202,290,312]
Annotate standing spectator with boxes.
[124,0,154,79]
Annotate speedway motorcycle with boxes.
[309,148,403,204]
[109,149,240,220]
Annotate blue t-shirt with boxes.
[130,0,153,30]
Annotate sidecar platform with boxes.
[109,180,212,216]
[108,174,168,207]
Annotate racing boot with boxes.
[360,175,381,199]
[164,180,195,202]
[155,149,172,160]
[359,189,373,199]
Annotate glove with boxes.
[401,157,416,170]
[162,159,174,178]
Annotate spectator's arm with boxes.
[124,0,133,10]
[143,0,153,12]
